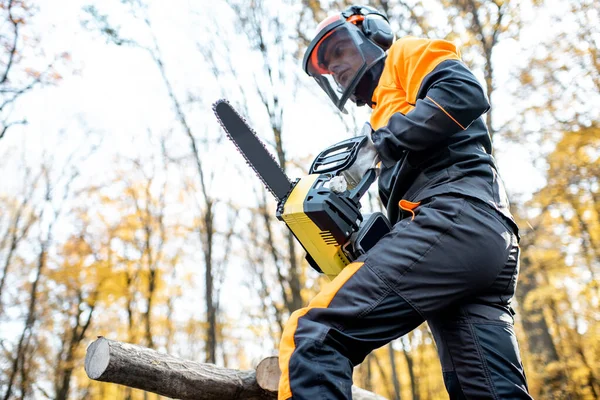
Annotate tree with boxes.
[81,0,238,365]
[2,155,80,400]
[509,1,599,396]
[0,164,39,314]
[49,231,104,400]
[516,126,599,398]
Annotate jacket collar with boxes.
[351,56,386,108]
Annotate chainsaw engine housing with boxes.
[277,174,363,279]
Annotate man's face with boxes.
[321,34,364,89]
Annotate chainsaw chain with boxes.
[212,98,288,200]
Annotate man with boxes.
[278,5,532,400]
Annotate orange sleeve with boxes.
[370,37,490,163]
[391,37,461,104]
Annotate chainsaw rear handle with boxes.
[348,168,377,204]
[309,136,377,204]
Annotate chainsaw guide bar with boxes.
[213,99,292,201]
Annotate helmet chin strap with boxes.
[351,57,386,108]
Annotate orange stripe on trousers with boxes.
[278,261,365,400]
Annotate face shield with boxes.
[303,21,386,112]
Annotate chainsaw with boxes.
[213,99,391,280]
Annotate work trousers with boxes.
[278,195,532,399]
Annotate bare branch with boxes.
[1,0,19,84]
[0,119,26,140]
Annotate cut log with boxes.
[85,337,387,400]
[85,336,272,400]
[255,356,280,392]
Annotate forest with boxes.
[0,0,598,399]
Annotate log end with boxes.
[256,356,280,392]
[85,336,110,380]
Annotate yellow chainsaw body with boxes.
[279,174,352,280]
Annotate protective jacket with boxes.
[370,37,517,229]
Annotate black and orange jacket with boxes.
[370,37,517,229]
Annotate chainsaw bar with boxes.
[213,99,292,201]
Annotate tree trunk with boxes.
[363,353,373,392]
[2,239,46,400]
[85,337,388,400]
[401,340,419,400]
[388,344,401,400]
[516,257,569,397]
[204,201,217,364]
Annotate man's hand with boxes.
[340,123,380,189]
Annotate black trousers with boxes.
[278,195,532,399]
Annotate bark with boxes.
[85,337,270,400]
[85,337,388,400]
[203,199,217,364]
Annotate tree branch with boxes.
[1,0,20,85]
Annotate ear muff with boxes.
[342,5,394,51]
[362,14,394,50]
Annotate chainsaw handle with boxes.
[310,136,377,205]
[309,136,368,175]
[348,168,377,203]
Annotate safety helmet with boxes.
[302,5,394,112]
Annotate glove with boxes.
[340,123,380,189]
[327,175,348,193]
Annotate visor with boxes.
[303,22,385,112]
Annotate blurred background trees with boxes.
[0,0,598,399]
